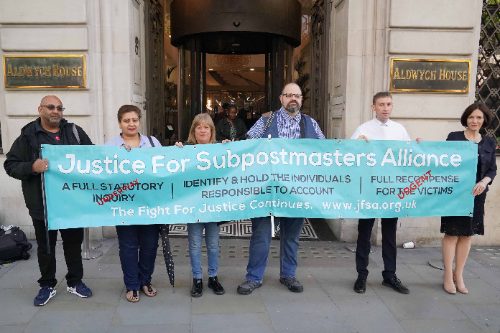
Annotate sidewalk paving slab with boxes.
[1,238,500,333]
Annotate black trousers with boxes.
[32,218,84,288]
[355,218,398,280]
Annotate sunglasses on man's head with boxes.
[40,104,65,111]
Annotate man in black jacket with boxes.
[4,95,94,306]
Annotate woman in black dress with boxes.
[215,105,247,141]
[441,102,496,294]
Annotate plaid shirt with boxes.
[246,108,325,139]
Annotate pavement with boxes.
[1,238,500,333]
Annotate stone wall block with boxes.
[0,0,87,24]
[1,27,88,51]
[388,31,475,55]
[390,0,476,29]
[5,92,91,116]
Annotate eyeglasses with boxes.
[281,93,303,99]
[40,104,65,112]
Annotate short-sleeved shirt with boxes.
[104,133,162,147]
[350,118,411,141]
[246,108,325,139]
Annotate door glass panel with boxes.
[206,54,266,130]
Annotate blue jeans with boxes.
[116,224,159,290]
[187,223,220,279]
[246,217,303,283]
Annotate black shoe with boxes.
[237,280,262,295]
[382,276,410,294]
[208,276,225,295]
[353,277,367,294]
[279,277,303,293]
[191,279,203,297]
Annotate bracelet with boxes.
[479,180,487,186]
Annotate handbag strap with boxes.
[261,111,276,138]
[148,136,155,147]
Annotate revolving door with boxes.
[170,0,301,141]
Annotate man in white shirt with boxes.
[350,91,419,295]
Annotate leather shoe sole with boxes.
[382,281,410,294]
[237,284,261,295]
[353,285,366,294]
[208,284,225,295]
[279,279,303,293]
[353,278,366,294]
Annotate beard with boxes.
[284,101,301,114]
[44,114,61,124]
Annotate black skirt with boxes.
[440,192,486,236]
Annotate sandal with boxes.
[141,282,157,297]
[126,290,139,302]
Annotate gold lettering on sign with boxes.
[439,70,446,80]
[393,68,400,80]
[390,59,469,92]
[4,56,86,88]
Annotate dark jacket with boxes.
[446,131,497,188]
[214,110,228,125]
[215,117,247,141]
[4,118,93,219]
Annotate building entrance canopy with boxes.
[170,0,301,54]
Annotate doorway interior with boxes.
[144,0,321,145]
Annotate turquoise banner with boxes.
[42,139,477,230]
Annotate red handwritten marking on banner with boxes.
[97,179,139,205]
[397,170,432,200]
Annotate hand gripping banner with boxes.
[42,139,477,230]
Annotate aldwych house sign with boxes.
[390,59,470,93]
[3,55,86,88]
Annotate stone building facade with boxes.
[0,0,498,245]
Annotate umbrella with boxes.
[159,225,175,289]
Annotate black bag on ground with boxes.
[0,227,32,264]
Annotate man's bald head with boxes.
[38,95,63,127]
[40,95,61,106]
[281,83,301,95]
